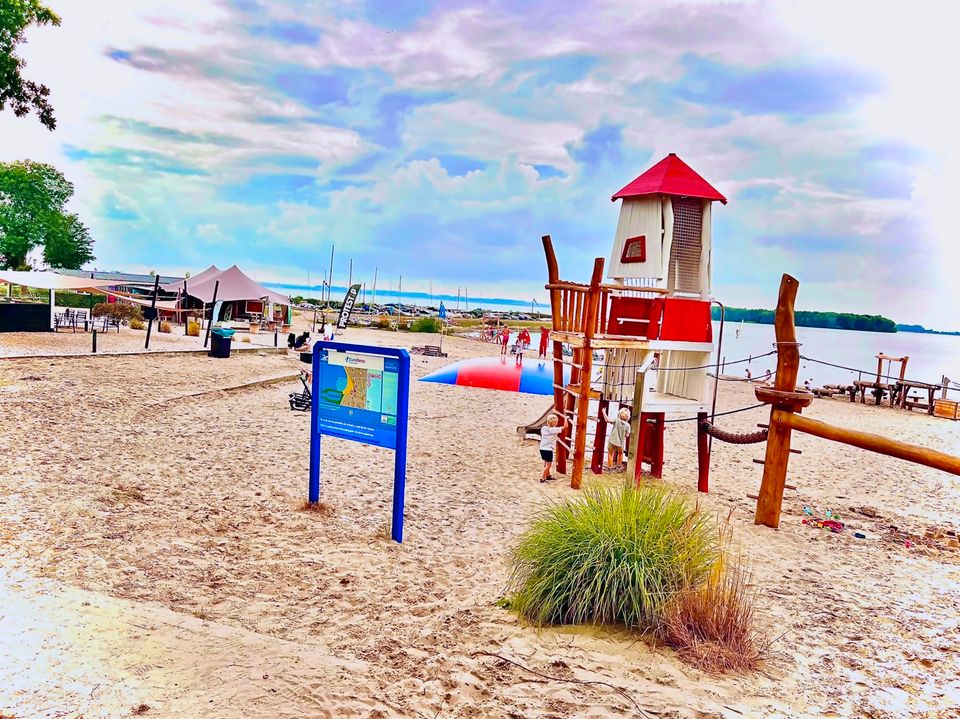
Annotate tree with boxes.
[0,160,94,269]
[1,0,60,130]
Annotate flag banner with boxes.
[438,302,446,319]
[336,283,362,329]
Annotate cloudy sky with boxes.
[3,0,958,328]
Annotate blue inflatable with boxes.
[419,356,570,395]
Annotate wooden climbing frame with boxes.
[754,274,960,528]
[543,235,604,488]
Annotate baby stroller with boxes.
[289,370,312,411]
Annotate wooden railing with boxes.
[754,274,960,528]
[545,282,590,333]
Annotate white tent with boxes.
[0,270,115,291]
[0,271,117,330]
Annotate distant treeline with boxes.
[896,323,960,336]
[712,306,897,333]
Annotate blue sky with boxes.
[3,0,958,328]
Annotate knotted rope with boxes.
[700,421,769,444]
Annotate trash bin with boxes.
[209,327,236,358]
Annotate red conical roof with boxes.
[611,153,726,204]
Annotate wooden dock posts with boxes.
[754,273,960,529]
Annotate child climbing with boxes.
[603,407,631,471]
[538,414,566,483]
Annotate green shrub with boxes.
[158,321,172,333]
[57,291,106,309]
[92,302,143,325]
[505,482,718,630]
[410,317,441,333]
[375,318,392,330]
[129,318,146,330]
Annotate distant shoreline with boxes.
[712,306,959,335]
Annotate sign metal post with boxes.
[308,342,410,542]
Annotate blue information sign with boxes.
[309,342,410,542]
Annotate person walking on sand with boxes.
[500,326,511,355]
[603,407,631,471]
[539,326,549,358]
[538,414,565,483]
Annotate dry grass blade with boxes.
[658,557,771,674]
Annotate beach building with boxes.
[57,269,183,296]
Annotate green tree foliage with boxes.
[0,160,95,269]
[1,0,61,130]
[712,306,897,333]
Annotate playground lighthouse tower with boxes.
[542,153,725,488]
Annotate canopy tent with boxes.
[182,264,290,305]
[98,288,180,311]
[0,271,119,332]
[161,264,221,293]
[0,270,115,291]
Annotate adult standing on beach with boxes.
[539,326,549,358]
[519,327,531,350]
[500,326,511,355]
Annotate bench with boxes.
[99,314,121,332]
[54,308,89,332]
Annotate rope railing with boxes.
[700,422,769,444]
[652,350,776,372]
[663,402,767,424]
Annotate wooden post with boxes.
[755,274,801,529]
[783,412,960,474]
[627,371,645,484]
[542,236,565,438]
[203,280,220,350]
[144,274,160,350]
[591,398,609,474]
[697,411,709,493]
[649,413,665,478]
[570,258,605,489]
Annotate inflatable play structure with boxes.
[541,153,724,488]
[420,357,571,396]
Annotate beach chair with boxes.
[100,315,121,332]
[54,309,77,332]
[289,370,312,411]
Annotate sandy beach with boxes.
[2,325,959,718]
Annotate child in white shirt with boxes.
[603,407,631,470]
[538,414,565,483]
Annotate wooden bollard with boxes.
[755,275,803,529]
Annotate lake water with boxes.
[715,321,960,388]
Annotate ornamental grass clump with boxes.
[658,556,770,673]
[506,483,719,630]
